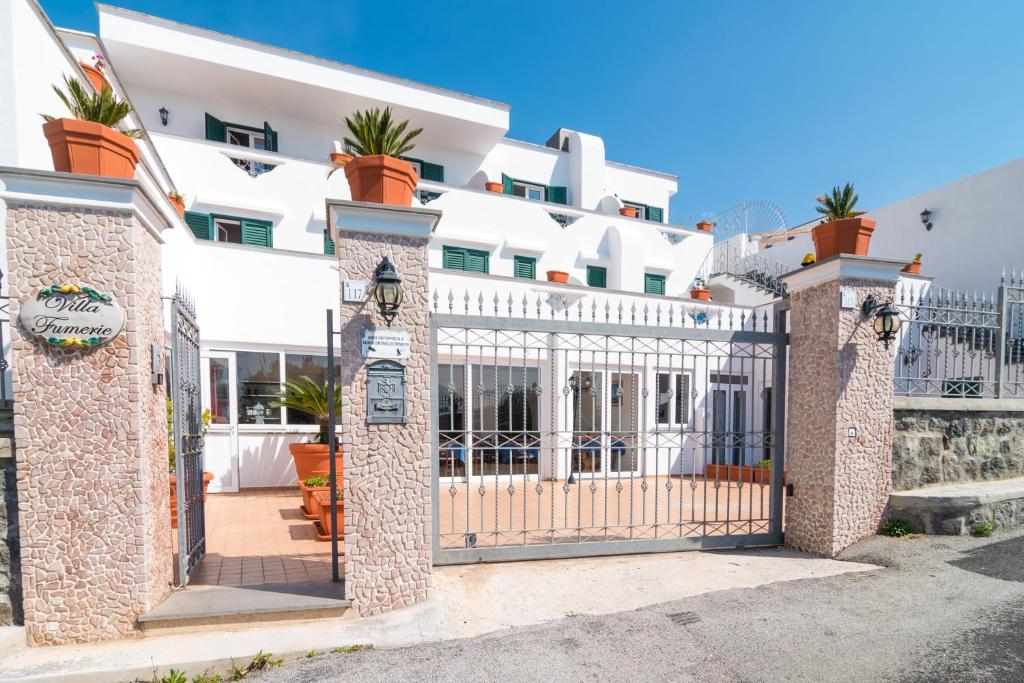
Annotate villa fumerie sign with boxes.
[19,283,126,348]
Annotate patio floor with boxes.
[187,489,339,587]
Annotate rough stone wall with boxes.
[785,276,895,556]
[1,426,21,626]
[892,410,1024,490]
[5,203,171,645]
[337,230,432,617]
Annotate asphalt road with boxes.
[254,529,1024,682]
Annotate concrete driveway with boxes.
[255,529,1024,682]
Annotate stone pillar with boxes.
[0,169,173,644]
[781,255,905,557]
[327,200,440,617]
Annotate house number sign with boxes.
[18,283,126,348]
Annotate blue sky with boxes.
[42,0,1024,228]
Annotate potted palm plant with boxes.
[902,253,923,275]
[274,376,343,484]
[41,75,144,179]
[168,191,185,216]
[811,183,876,260]
[331,107,422,206]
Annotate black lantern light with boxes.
[373,256,403,326]
[158,106,169,126]
[920,208,932,230]
[862,294,902,349]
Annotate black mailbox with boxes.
[366,359,406,424]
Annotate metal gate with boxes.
[430,291,788,564]
[171,286,205,584]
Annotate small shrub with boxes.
[881,519,913,538]
[191,672,223,683]
[155,671,187,683]
[331,644,373,654]
[306,649,322,658]
[970,520,997,537]
[303,475,329,488]
[756,459,772,469]
[225,651,283,680]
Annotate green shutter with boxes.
[501,173,514,195]
[645,273,666,295]
[263,121,278,153]
[240,218,273,248]
[545,186,567,205]
[323,229,335,256]
[465,249,489,274]
[443,246,465,271]
[586,266,607,288]
[513,255,536,280]
[646,206,664,223]
[205,113,226,142]
[421,161,444,182]
[184,211,213,241]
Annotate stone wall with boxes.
[892,408,1024,491]
[6,201,171,645]
[336,227,433,617]
[1,423,21,626]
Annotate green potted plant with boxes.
[299,473,332,519]
[273,376,343,483]
[811,183,875,260]
[167,191,185,216]
[333,107,422,206]
[902,253,923,275]
[41,75,144,179]
[690,277,711,301]
[167,398,213,529]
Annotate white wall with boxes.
[762,156,1024,292]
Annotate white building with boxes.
[1,0,781,494]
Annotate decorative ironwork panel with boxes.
[172,285,205,585]
[430,291,788,564]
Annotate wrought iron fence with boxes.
[894,271,1024,398]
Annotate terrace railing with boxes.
[894,271,1024,399]
[696,236,790,298]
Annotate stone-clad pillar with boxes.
[781,255,905,557]
[327,200,440,617]
[0,168,173,644]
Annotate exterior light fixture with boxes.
[372,256,403,326]
[862,294,902,349]
[920,208,932,230]
[159,107,169,126]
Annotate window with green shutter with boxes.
[622,200,647,219]
[513,255,536,280]
[323,229,335,256]
[645,206,664,223]
[240,218,273,248]
[502,174,564,204]
[184,211,273,248]
[402,157,444,183]
[184,211,213,241]
[644,273,666,295]
[545,186,568,205]
[586,265,607,288]
[443,246,489,274]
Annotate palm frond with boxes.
[272,376,342,443]
[40,75,144,138]
[342,107,422,158]
[814,182,865,220]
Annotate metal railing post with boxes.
[996,276,1008,398]
[326,308,340,584]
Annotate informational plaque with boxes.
[18,283,125,348]
[361,326,411,358]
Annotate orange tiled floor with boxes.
[188,489,340,587]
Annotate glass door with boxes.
[201,352,238,493]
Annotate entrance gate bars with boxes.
[430,293,789,565]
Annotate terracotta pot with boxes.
[313,490,345,541]
[169,472,215,529]
[288,442,343,484]
[705,463,785,485]
[329,151,352,166]
[696,220,714,232]
[343,155,418,206]
[546,270,570,284]
[42,118,140,179]
[619,206,638,218]
[484,181,503,193]
[79,62,108,92]
[168,194,185,216]
[901,260,922,275]
[690,288,711,301]
[299,471,334,520]
[811,217,876,260]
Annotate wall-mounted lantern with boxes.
[372,256,404,327]
[159,106,169,127]
[920,208,932,231]
[862,294,902,349]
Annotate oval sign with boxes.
[18,284,126,348]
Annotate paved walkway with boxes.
[0,547,869,682]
